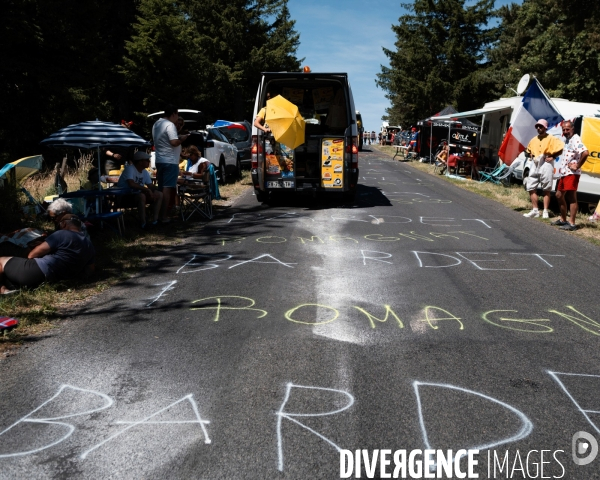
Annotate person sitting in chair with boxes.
[117,151,163,229]
[182,146,209,180]
[436,142,449,174]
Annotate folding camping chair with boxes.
[178,176,213,221]
[477,162,508,184]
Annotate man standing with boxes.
[409,128,418,152]
[152,105,189,223]
[551,121,589,230]
[523,119,564,219]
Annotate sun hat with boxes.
[535,119,549,129]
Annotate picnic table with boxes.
[393,145,411,161]
[447,154,475,177]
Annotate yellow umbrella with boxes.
[265,95,306,149]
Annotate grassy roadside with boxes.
[372,145,600,246]
[0,170,253,356]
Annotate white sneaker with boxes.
[542,210,549,219]
[524,209,540,218]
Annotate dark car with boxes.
[214,120,252,173]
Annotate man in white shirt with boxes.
[152,105,189,223]
[117,151,163,228]
[551,120,589,231]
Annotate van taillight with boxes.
[346,137,358,168]
[251,135,262,169]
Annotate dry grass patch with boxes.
[1,161,252,354]
[213,170,253,207]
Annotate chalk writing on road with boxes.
[411,251,565,270]
[276,383,354,471]
[227,212,314,224]
[81,394,211,459]
[285,304,340,325]
[190,296,268,322]
[223,213,500,228]
[0,385,113,458]
[330,215,500,229]
[228,254,296,269]
[177,254,233,274]
[361,250,393,265]
[187,299,600,337]
[146,280,177,307]
[215,231,490,246]
[2,374,597,470]
[548,371,600,435]
[412,251,563,269]
[0,386,211,460]
[256,236,288,243]
[414,382,533,466]
[353,305,404,329]
[481,310,553,333]
[418,307,464,330]
[177,250,562,273]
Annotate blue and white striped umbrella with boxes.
[41,120,151,191]
[40,120,150,149]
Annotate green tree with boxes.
[487,0,600,103]
[376,0,497,127]
[122,0,301,122]
[1,0,138,165]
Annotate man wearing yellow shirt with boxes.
[523,119,564,219]
[253,92,272,134]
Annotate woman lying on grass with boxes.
[0,201,95,294]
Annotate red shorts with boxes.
[557,175,580,192]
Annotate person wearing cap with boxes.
[408,127,419,153]
[117,151,163,228]
[523,119,564,219]
[551,120,589,231]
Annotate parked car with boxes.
[214,120,252,174]
[202,127,239,184]
[148,109,238,184]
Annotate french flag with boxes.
[498,80,563,165]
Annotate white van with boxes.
[250,70,359,202]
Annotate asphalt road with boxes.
[2,148,600,479]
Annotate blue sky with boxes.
[287,0,521,133]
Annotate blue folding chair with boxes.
[478,162,508,184]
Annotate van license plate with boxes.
[267,181,294,188]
